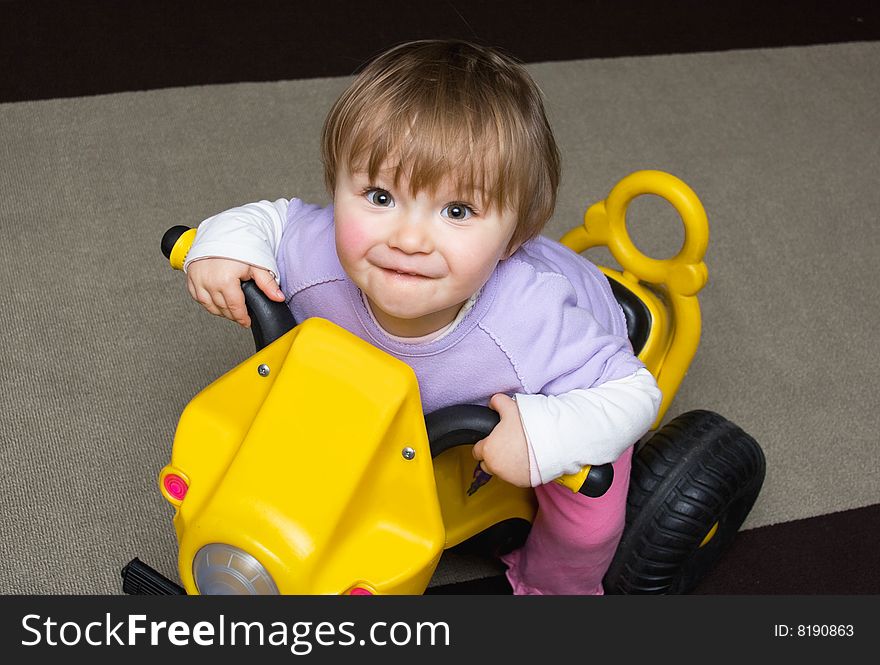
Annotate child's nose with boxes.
[388,218,433,254]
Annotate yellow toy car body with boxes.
[124,170,763,596]
[162,318,447,594]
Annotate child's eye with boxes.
[441,203,474,221]
[365,188,394,207]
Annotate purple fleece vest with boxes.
[276,199,643,413]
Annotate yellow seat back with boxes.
[560,170,709,425]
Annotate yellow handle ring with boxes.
[603,170,709,290]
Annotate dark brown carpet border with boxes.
[2,0,880,103]
[426,503,880,594]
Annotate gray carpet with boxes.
[1,42,878,594]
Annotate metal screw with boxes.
[402,447,416,460]
[257,364,270,377]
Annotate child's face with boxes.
[334,166,519,338]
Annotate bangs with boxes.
[343,95,522,214]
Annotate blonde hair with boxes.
[321,40,561,252]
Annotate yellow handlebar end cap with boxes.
[169,228,198,271]
[554,466,591,493]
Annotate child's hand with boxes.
[471,394,531,488]
[186,258,285,328]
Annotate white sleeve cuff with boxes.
[516,368,662,485]
[183,198,289,283]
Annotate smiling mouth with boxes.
[380,267,432,279]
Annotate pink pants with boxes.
[500,447,632,595]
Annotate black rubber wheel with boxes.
[603,410,766,594]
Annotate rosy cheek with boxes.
[335,217,370,263]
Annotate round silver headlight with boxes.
[193,544,279,595]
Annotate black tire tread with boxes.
[604,410,766,594]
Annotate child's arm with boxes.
[516,368,661,485]
[184,199,289,327]
[472,368,660,488]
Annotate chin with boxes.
[365,288,435,318]
[376,303,432,321]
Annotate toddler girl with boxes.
[184,39,661,594]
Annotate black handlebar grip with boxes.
[426,404,500,458]
[241,280,296,352]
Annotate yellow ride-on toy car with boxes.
[122,170,765,595]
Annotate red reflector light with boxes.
[348,587,373,595]
[163,473,188,501]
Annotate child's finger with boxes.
[251,269,285,302]
[488,393,517,418]
[471,438,493,474]
[472,438,485,462]
[210,290,232,320]
[217,288,251,328]
[191,285,219,316]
